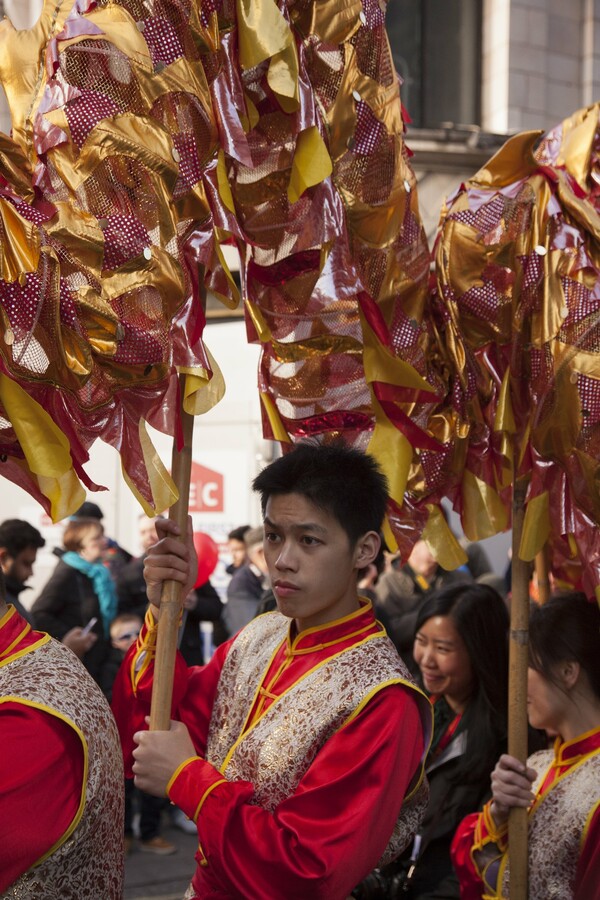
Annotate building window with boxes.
[386,0,482,129]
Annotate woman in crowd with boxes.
[353,582,514,899]
[389,582,513,897]
[32,517,117,697]
[451,592,600,899]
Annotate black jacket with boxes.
[115,556,149,620]
[31,559,114,697]
[4,574,34,626]
[398,729,497,899]
[178,581,224,666]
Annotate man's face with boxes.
[1,546,38,585]
[110,620,141,652]
[408,540,437,579]
[263,492,378,633]
[139,516,159,553]
[227,538,247,569]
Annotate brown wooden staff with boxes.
[149,382,195,731]
[508,476,530,899]
[534,545,551,604]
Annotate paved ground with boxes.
[124,822,198,899]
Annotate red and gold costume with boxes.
[0,604,124,899]
[112,599,432,898]
[451,728,600,900]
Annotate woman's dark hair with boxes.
[415,582,510,783]
[529,592,600,700]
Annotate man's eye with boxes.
[264,532,278,542]
[301,536,319,545]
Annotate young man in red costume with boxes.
[112,442,432,899]
[0,570,124,898]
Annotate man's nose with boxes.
[275,542,296,570]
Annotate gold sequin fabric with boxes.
[0,0,233,516]
[206,612,431,865]
[499,748,600,899]
[0,637,124,898]
[0,0,444,554]
[237,0,444,561]
[433,103,600,593]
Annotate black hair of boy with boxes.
[252,442,389,545]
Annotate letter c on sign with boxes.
[201,482,219,507]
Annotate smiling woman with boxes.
[376,582,514,899]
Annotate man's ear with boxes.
[354,531,380,570]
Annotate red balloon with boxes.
[192,532,219,588]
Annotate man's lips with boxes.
[273,581,299,597]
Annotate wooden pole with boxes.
[149,380,195,731]
[508,476,530,899]
[534,546,550,604]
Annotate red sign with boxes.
[188,462,224,513]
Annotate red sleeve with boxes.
[450,813,486,900]
[575,802,600,900]
[167,684,424,899]
[453,800,600,900]
[0,702,84,892]
[111,629,230,776]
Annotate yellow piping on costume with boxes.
[166,755,203,796]
[191,778,228,824]
[339,677,433,802]
[225,635,285,758]
[0,621,50,668]
[581,797,600,852]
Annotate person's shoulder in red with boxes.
[0,605,85,893]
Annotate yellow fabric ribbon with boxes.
[63,5,153,71]
[0,374,84,520]
[260,392,291,443]
[236,0,298,107]
[121,418,178,516]
[461,470,509,541]
[288,127,332,204]
[519,491,550,562]
[0,198,40,281]
[179,348,226,415]
[421,505,468,571]
[245,299,273,343]
[366,405,413,512]
[217,150,236,214]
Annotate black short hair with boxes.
[73,501,103,520]
[0,520,45,557]
[529,592,600,701]
[228,525,251,542]
[252,442,388,545]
